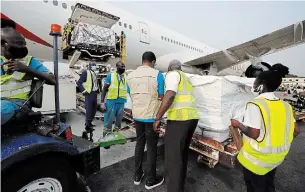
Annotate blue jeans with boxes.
[103,100,125,133]
[1,98,26,125]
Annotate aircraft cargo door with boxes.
[138,22,150,44]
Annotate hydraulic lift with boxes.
[61,3,129,146]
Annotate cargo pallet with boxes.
[127,118,239,169]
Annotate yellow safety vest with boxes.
[82,70,94,94]
[237,98,295,175]
[1,55,33,100]
[107,72,127,100]
[166,70,199,121]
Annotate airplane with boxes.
[1,1,305,77]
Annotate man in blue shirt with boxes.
[126,51,165,190]
[1,26,55,125]
[100,61,127,137]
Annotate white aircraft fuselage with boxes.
[1,1,261,75]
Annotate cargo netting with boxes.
[70,22,117,51]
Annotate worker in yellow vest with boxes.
[1,25,55,125]
[231,64,300,192]
[153,60,199,192]
[100,61,127,137]
[76,62,99,135]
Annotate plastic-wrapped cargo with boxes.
[70,22,116,48]
[125,72,256,142]
[186,75,256,142]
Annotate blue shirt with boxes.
[1,56,50,124]
[105,73,127,104]
[0,57,49,76]
[127,71,165,123]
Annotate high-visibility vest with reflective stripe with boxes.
[166,71,199,121]
[237,98,295,175]
[1,56,33,100]
[107,72,127,100]
[82,70,93,93]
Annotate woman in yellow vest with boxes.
[154,60,199,192]
[231,64,300,192]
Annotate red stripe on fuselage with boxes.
[1,13,52,48]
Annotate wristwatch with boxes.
[155,117,162,121]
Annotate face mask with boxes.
[4,42,28,59]
[91,66,97,71]
[251,85,263,94]
[117,68,125,74]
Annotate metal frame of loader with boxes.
[62,3,129,145]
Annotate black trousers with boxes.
[134,121,159,181]
[165,119,199,192]
[85,91,97,127]
[242,166,277,192]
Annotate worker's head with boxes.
[168,60,182,71]
[116,61,126,74]
[68,18,72,23]
[1,27,28,60]
[253,63,289,94]
[1,19,16,29]
[89,62,97,71]
[142,51,156,68]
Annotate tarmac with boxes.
[66,110,305,192]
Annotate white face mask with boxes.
[251,84,263,95]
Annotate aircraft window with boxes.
[164,37,167,41]
[171,39,173,43]
[43,0,48,3]
[62,3,67,9]
[161,36,163,40]
[119,22,122,26]
[71,5,75,11]
[53,0,58,6]
[124,23,127,28]
[129,25,132,29]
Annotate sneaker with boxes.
[145,176,164,190]
[134,172,145,185]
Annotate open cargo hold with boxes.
[62,3,121,59]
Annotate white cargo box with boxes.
[32,62,76,114]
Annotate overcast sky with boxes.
[108,1,305,76]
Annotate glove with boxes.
[100,103,106,112]
[82,91,89,96]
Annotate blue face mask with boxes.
[91,66,97,71]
